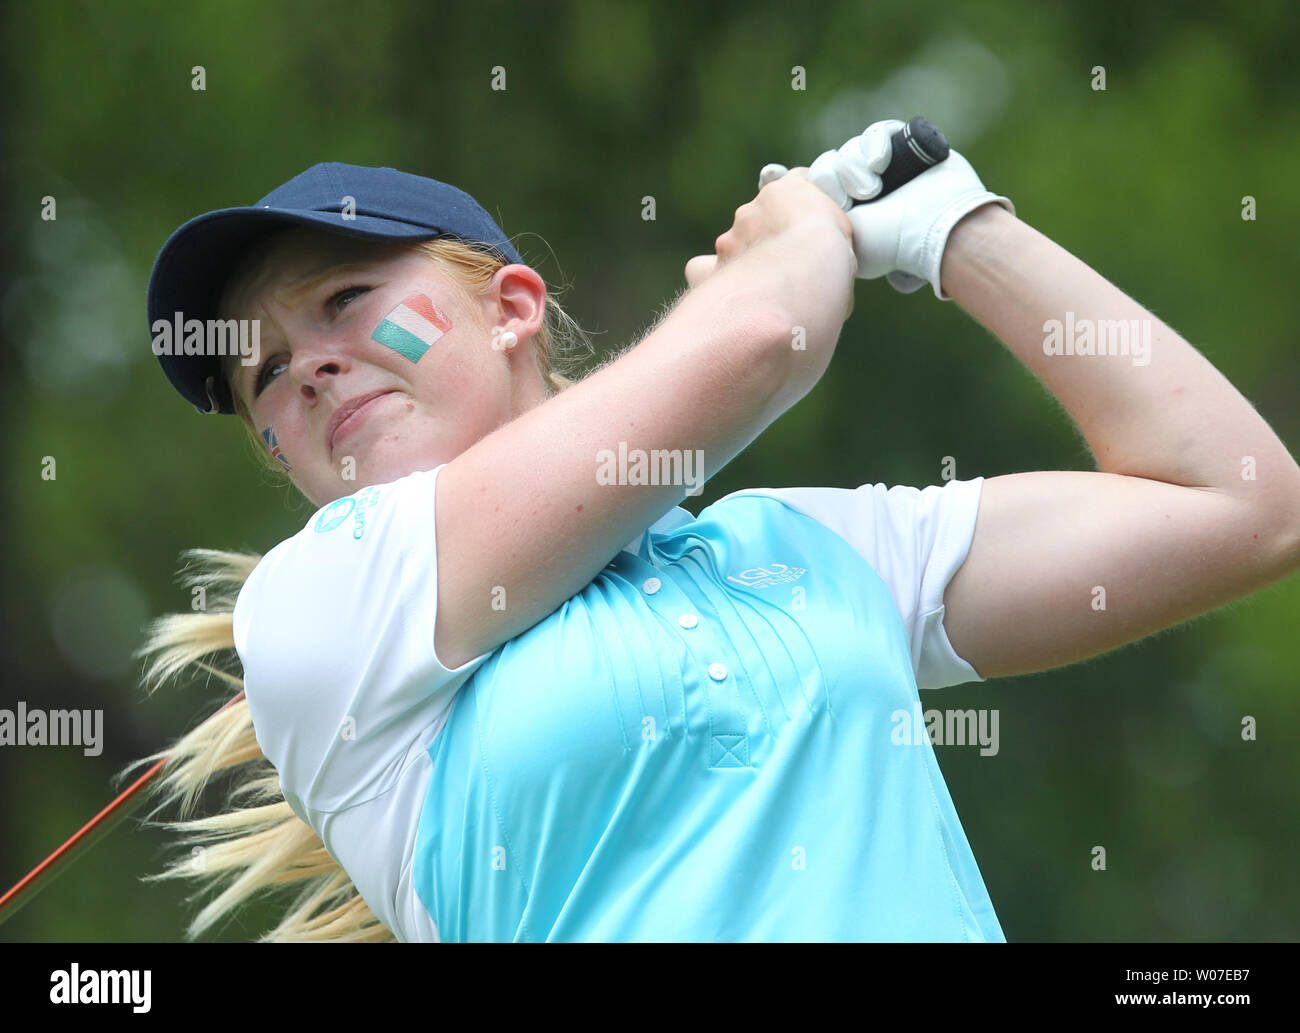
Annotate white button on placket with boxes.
[642,577,662,595]
[708,662,728,681]
[678,613,699,629]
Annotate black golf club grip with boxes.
[867,116,950,202]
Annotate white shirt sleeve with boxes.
[721,477,986,690]
[231,463,492,816]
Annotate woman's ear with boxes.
[488,264,547,334]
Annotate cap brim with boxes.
[148,207,447,413]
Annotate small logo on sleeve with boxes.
[725,563,807,589]
[313,485,383,538]
[315,496,356,533]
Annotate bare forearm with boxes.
[940,205,1300,515]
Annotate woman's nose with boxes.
[292,349,351,400]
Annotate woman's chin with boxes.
[340,442,451,489]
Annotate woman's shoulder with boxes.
[706,478,985,537]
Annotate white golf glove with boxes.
[759,119,1014,300]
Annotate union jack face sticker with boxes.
[261,426,292,472]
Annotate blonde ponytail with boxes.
[124,549,395,942]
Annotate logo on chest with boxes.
[725,562,807,589]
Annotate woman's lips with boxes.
[329,391,396,456]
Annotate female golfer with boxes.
[133,120,1300,942]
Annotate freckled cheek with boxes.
[406,370,484,446]
[411,351,479,409]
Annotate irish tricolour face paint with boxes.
[371,292,454,362]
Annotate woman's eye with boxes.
[254,357,289,396]
[250,286,369,396]
[328,285,368,313]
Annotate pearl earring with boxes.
[499,330,518,350]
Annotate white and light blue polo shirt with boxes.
[232,464,1003,942]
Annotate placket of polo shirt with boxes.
[627,536,752,770]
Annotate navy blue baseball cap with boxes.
[147,162,524,414]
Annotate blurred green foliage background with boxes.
[2,0,1297,942]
